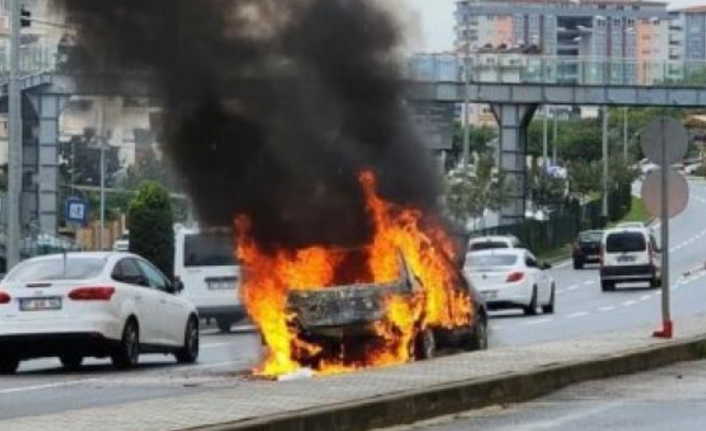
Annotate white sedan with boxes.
[0,252,200,374]
[464,249,556,316]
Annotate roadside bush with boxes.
[127,182,175,279]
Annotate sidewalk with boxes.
[3,315,706,431]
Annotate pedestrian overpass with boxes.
[406,54,706,225]
[4,45,706,259]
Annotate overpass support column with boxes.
[491,103,537,226]
[26,93,68,234]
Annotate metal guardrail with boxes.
[407,54,706,88]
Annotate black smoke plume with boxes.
[50,0,440,249]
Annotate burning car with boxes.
[237,172,488,377]
[286,252,488,368]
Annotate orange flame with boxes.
[236,171,472,377]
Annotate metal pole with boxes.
[659,118,672,337]
[99,99,106,251]
[623,107,629,160]
[542,105,549,169]
[602,106,610,218]
[462,48,471,167]
[553,110,559,164]
[7,0,23,269]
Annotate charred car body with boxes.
[286,254,488,366]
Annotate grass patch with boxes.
[610,197,651,227]
[537,243,573,264]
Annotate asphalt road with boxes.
[3,179,706,421]
[385,360,706,431]
[490,178,706,347]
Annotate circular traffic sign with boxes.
[640,117,689,166]
[641,169,689,219]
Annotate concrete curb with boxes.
[187,335,706,431]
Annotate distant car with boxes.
[174,226,244,333]
[464,249,555,316]
[113,232,129,252]
[572,230,604,269]
[0,252,200,375]
[600,227,661,292]
[616,222,645,229]
[467,235,521,254]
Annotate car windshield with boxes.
[6,257,107,282]
[469,241,509,252]
[606,233,646,253]
[184,234,237,267]
[579,231,603,242]
[466,254,518,269]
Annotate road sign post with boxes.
[640,117,689,339]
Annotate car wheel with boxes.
[542,285,556,314]
[601,280,615,292]
[650,277,662,289]
[112,319,140,370]
[0,358,19,375]
[464,315,488,351]
[176,317,200,364]
[573,259,584,270]
[216,318,233,333]
[60,354,84,371]
[413,328,436,360]
[523,287,539,316]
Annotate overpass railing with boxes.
[407,54,706,88]
[0,42,58,78]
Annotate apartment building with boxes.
[456,0,671,66]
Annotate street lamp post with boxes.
[462,45,471,167]
[553,109,559,164]
[98,98,107,251]
[7,0,23,269]
[602,106,610,218]
[623,107,629,159]
[543,105,549,169]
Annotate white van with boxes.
[600,227,661,292]
[174,226,245,332]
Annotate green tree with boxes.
[528,159,567,207]
[568,160,602,203]
[449,123,498,167]
[445,153,512,226]
[127,182,175,279]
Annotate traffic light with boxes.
[20,6,31,28]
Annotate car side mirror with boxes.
[174,278,185,294]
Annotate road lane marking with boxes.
[583,281,594,286]
[599,306,615,312]
[554,261,571,269]
[567,312,589,319]
[622,300,637,307]
[201,342,235,349]
[522,318,553,326]
[640,295,652,301]
[567,285,579,292]
[0,379,98,396]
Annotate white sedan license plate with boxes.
[208,280,236,291]
[482,291,498,300]
[20,297,62,312]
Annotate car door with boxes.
[525,253,550,301]
[112,258,162,346]
[136,259,187,347]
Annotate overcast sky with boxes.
[406,0,706,51]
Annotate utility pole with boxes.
[7,0,23,269]
[552,110,559,165]
[602,106,610,218]
[462,44,471,167]
[623,107,629,160]
[543,105,549,169]
[98,98,106,251]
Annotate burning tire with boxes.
[413,328,436,360]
